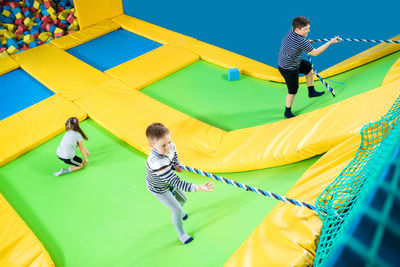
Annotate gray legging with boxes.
[151,188,188,237]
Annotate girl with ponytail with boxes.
[54,117,90,176]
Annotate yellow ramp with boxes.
[225,135,361,266]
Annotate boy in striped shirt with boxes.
[146,123,214,244]
[278,16,339,118]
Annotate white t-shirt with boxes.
[57,130,83,159]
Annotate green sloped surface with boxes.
[142,52,400,131]
[0,119,319,266]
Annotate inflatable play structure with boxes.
[0,0,399,266]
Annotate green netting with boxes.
[323,115,400,267]
[314,94,400,266]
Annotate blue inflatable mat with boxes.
[67,28,162,71]
[0,69,54,121]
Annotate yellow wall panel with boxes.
[74,0,123,29]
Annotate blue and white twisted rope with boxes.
[307,37,400,96]
[308,55,335,97]
[180,164,319,212]
[312,38,400,44]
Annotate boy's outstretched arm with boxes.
[308,36,340,56]
[195,182,215,192]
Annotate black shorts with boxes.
[58,155,82,166]
[279,59,313,94]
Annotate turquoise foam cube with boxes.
[228,68,240,81]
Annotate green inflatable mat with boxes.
[0,120,319,266]
[142,51,400,131]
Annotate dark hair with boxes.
[65,117,88,140]
[292,16,310,30]
[146,123,170,141]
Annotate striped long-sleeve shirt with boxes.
[146,142,196,194]
[278,29,314,70]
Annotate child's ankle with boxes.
[179,233,193,244]
[284,107,295,118]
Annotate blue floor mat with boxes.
[67,29,162,71]
[0,69,54,121]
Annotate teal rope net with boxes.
[314,94,400,266]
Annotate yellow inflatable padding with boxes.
[105,44,199,90]
[75,74,400,172]
[180,39,284,82]
[193,83,398,172]
[13,43,113,101]
[225,135,361,266]
[74,79,226,158]
[317,34,400,81]
[113,15,400,83]
[0,94,87,167]
[0,54,18,76]
[0,193,54,267]
[382,54,400,85]
[185,34,399,82]
[113,14,283,81]
[51,19,120,50]
[74,0,123,29]
[202,82,399,172]
[113,14,197,46]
